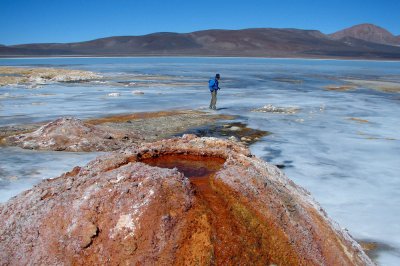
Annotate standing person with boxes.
[209,73,221,110]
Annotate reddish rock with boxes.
[0,135,373,265]
[2,111,239,150]
[5,117,139,151]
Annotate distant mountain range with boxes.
[1,23,399,59]
[329,24,400,46]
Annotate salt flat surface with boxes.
[0,146,101,203]
[1,57,399,265]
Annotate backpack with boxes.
[208,79,216,92]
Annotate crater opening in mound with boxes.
[141,154,300,265]
[141,154,225,179]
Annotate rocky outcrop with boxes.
[0,67,102,87]
[4,117,139,151]
[3,111,267,151]
[0,135,373,265]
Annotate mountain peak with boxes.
[329,23,399,46]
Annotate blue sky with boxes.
[1,0,399,45]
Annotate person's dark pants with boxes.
[210,90,217,109]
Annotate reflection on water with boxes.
[1,57,400,265]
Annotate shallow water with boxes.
[1,57,400,265]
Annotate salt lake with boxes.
[1,57,399,265]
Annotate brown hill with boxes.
[1,26,400,59]
[329,23,400,46]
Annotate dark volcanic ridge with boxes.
[1,24,400,59]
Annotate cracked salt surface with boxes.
[1,57,399,265]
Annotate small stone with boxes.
[40,190,50,200]
[124,242,138,254]
[229,126,242,131]
[79,222,98,249]
[228,136,238,142]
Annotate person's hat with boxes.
[215,73,220,79]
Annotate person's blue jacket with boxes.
[209,78,220,92]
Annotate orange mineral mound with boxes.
[142,154,301,265]
[0,135,373,265]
